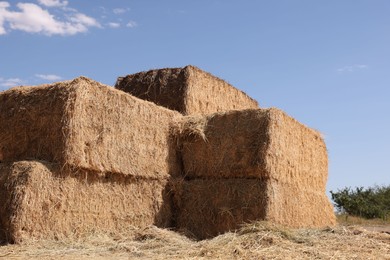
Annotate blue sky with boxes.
[1,0,389,194]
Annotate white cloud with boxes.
[126,20,137,28]
[0,2,10,35]
[70,13,101,27]
[0,1,9,8]
[6,3,65,34]
[0,2,100,36]
[108,22,120,28]
[113,8,128,14]
[337,64,368,73]
[37,0,68,8]
[0,77,25,87]
[35,74,62,81]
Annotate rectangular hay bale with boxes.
[115,65,259,115]
[177,108,328,190]
[173,179,268,239]
[0,77,182,178]
[266,181,336,228]
[173,179,336,240]
[0,161,172,243]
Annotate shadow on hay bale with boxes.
[115,65,259,115]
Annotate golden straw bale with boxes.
[0,77,182,178]
[172,179,336,240]
[0,161,172,243]
[177,108,328,190]
[172,179,268,239]
[172,108,335,239]
[266,181,336,228]
[115,65,259,115]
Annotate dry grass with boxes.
[115,65,259,115]
[336,214,390,226]
[0,222,389,259]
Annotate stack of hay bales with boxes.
[0,65,336,243]
[0,77,181,243]
[115,65,259,115]
[115,66,335,239]
[173,109,336,239]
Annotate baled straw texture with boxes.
[177,108,328,190]
[116,67,187,113]
[171,179,336,240]
[266,181,336,228]
[115,65,259,115]
[172,179,268,239]
[0,77,182,178]
[0,161,172,244]
[173,108,335,236]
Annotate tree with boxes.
[330,185,390,220]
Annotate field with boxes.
[0,220,389,259]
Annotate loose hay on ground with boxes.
[0,77,182,178]
[0,161,172,244]
[115,65,259,115]
[0,223,389,259]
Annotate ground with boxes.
[0,221,389,259]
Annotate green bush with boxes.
[330,185,390,220]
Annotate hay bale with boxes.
[172,179,268,239]
[172,179,336,240]
[266,181,336,228]
[173,108,336,238]
[0,161,173,243]
[115,65,259,115]
[177,108,328,190]
[0,77,182,178]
